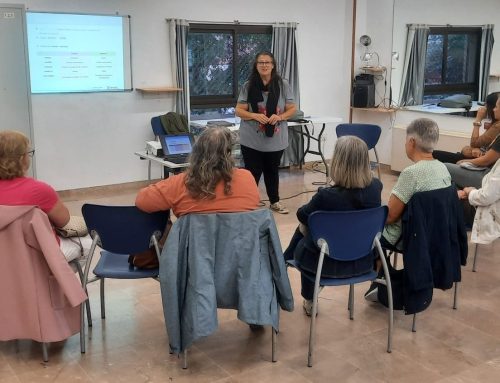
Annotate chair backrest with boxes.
[336,123,381,150]
[81,204,169,254]
[308,206,388,261]
[151,116,164,137]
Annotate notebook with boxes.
[159,133,195,164]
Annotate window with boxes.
[423,27,481,103]
[187,24,272,120]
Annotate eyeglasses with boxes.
[256,61,273,66]
[26,149,35,158]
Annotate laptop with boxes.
[159,133,195,164]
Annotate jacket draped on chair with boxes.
[401,186,468,314]
[0,205,87,343]
[159,209,294,354]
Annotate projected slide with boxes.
[26,12,132,93]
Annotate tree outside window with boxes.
[423,27,481,103]
[188,24,272,120]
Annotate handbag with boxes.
[56,215,88,238]
[377,261,405,311]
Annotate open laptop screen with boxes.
[160,134,194,155]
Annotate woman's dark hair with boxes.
[184,127,235,199]
[486,92,499,123]
[248,51,282,97]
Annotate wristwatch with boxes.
[473,121,481,127]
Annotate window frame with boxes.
[188,23,272,110]
[424,26,482,100]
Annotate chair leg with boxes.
[74,261,93,327]
[374,148,382,180]
[412,313,417,332]
[80,302,86,354]
[272,328,277,362]
[453,282,459,310]
[182,349,188,369]
[472,243,479,272]
[375,238,393,353]
[348,284,354,320]
[307,298,318,367]
[100,278,106,319]
[42,342,49,362]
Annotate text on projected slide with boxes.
[27,13,128,93]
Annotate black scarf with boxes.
[248,77,280,137]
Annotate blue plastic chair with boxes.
[81,204,169,336]
[287,206,393,367]
[151,116,164,137]
[336,123,382,179]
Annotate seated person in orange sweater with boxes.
[136,126,260,217]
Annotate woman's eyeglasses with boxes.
[257,61,273,66]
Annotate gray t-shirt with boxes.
[237,79,295,152]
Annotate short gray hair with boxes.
[406,118,439,153]
[330,135,372,189]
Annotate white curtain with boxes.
[272,22,301,166]
[399,24,429,106]
[478,25,495,102]
[167,19,190,118]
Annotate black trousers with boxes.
[433,150,465,164]
[241,145,284,204]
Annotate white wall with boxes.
[352,0,498,166]
[7,0,354,190]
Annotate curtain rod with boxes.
[407,23,489,28]
[184,19,298,26]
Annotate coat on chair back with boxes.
[401,186,468,314]
[159,209,294,354]
[0,206,87,343]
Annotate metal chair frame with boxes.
[288,206,393,367]
[80,204,168,351]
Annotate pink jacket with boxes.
[0,205,87,342]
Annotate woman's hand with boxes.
[458,187,476,200]
[457,190,468,200]
[268,114,282,125]
[471,148,483,158]
[253,113,269,125]
[475,107,487,122]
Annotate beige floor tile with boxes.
[2,166,500,382]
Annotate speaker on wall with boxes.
[352,74,375,108]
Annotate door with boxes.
[0,4,34,175]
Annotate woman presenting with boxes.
[235,51,296,214]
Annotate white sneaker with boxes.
[270,201,289,214]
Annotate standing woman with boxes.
[235,51,296,214]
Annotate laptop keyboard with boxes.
[163,154,189,164]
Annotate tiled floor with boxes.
[2,165,500,382]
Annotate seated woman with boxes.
[0,130,92,262]
[365,118,452,300]
[445,95,500,189]
[136,126,260,216]
[283,136,382,316]
[433,92,499,164]
[458,158,500,246]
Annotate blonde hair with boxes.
[184,127,235,199]
[330,135,372,189]
[0,130,29,179]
